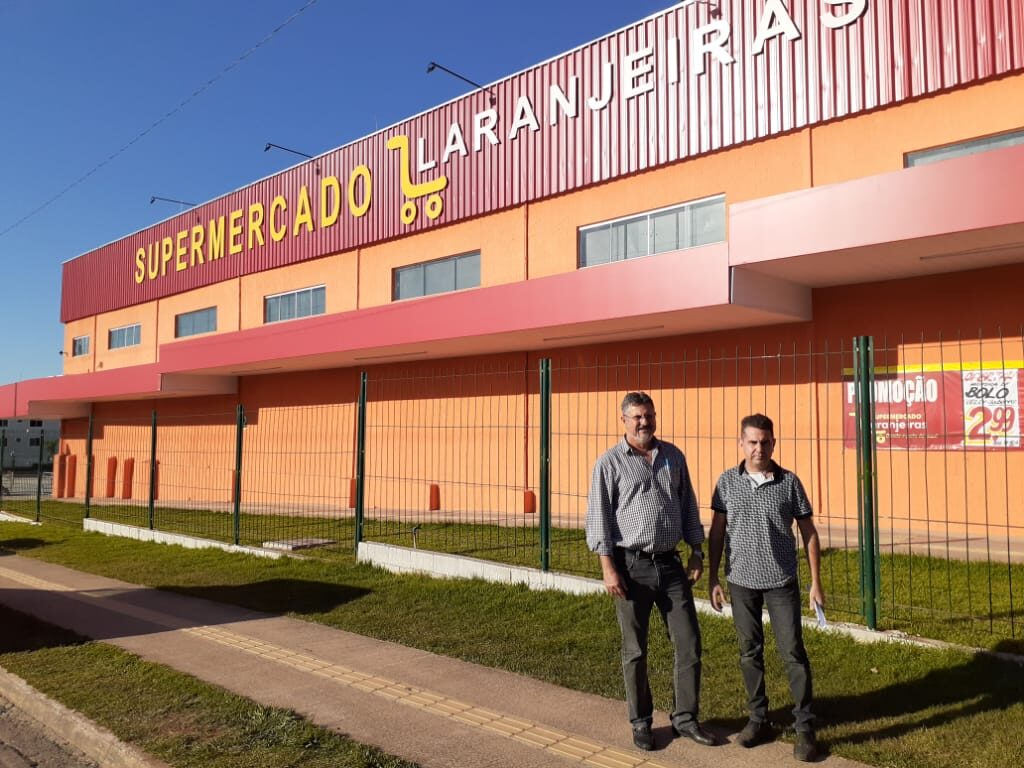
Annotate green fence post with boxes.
[854,335,879,630]
[354,372,368,553]
[35,429,44,522]
[539,358,552,572]
[84,410,94,519]
[148,410,158,531]
[233,404,245,546]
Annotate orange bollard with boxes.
[121,458,135,500]
[523,489,537,515]
[105,457,117,498]
[152,460,159,501]
[428,483,440,511]
[348,478,357,509]
[230,469,238,504]
[55,453,67,499]
[66,455,78,498]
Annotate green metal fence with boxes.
[2,334,1022,646]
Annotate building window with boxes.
[905,129,1024,167]
[264,285,326,324]
[108,323,141,350]
[393,251,481,300]
[72,335,90,356]
[578,195,726,268]
[29,420,42,427]
[29,437,41,447]
[0,420,6,427]
[175,306,217,338]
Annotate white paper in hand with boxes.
[814,601,827,628]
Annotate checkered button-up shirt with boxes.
[585,436,704,556]
[711,461,813,590]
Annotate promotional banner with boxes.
[844,366,1022,450]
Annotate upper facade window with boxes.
[905,129,1024,167]
[108,323,141,350]
[264,285,326,324]
[175,307,217,338]
[394,251,481,300]
[72,335,90,357]
[29,420,42,428]
[578,196,726,268]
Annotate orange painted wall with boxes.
[92,301,159,372]
[527,130,813,279]
[57,261,1024,551]
[239,250,357,329]
[62,317,97,375]
[358,208,526,308]
[812,73,1024,185]
[156,279,240,349]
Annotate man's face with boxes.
[622,403,657,449]
[740,426,775,471]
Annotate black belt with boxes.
[619,547,677,561]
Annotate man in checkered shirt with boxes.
[586,392,714,752]
[708,413,824,762]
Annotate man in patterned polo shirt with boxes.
[707,413,824,762]
[586,392,714,752]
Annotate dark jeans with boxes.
[728,579,814,732]
[613,548,702,728]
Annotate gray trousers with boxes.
[728,579,814,732]
[613,549,702,728]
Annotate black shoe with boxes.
[794,730,820,762]
[736,719,774,748]
[671,721,715,746]
[632,723,655,751]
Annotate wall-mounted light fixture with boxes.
[149,195,196,207]
[426,61,497,106]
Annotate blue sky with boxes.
[0,0,674,385]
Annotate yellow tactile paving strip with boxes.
[0,565,675,768]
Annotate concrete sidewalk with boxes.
[0,554,866,768]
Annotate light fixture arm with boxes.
[426,61,497,106]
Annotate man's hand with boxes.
[686,552,703,584]
[603,569,626,597]
[709,577,727,612]
[808,582,825,612]
[600,556,626,598]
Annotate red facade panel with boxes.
[61,0,1024,322]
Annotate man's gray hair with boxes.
[621,391,655,414]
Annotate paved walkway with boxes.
[0,554,867,768]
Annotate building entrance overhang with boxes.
[730,143,1024,287]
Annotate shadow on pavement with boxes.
[160,579,371,616]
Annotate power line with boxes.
[0,0,320,242]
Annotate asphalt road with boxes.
[0,698,97,768]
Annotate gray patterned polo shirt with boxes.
[585,436,704,556]
[710,461,813,590]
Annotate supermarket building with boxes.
[1,0,1024,546]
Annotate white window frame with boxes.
[71,335,90,356]
[263,285,326,324]
[577,194,726,268]
[393,251,481,301]
[175,306,218,338]
[108,323,141,350]
[905,129,1024,167]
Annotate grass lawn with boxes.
[0,603,415,768]
[6,498,1020,651]
[1,520,1023,768]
